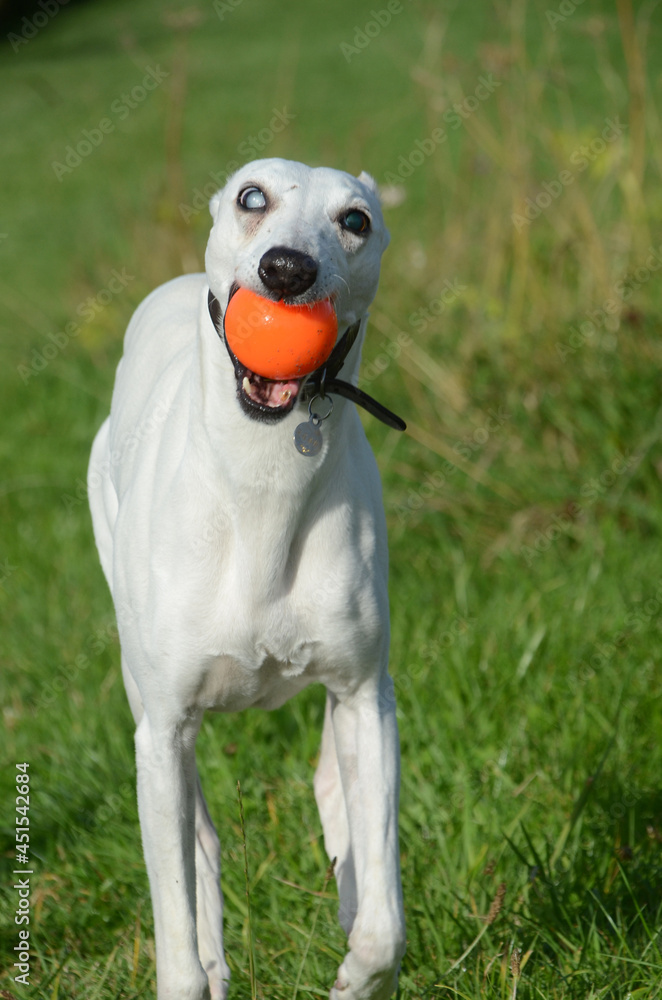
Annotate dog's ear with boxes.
[358,171,390,248]
[209,189,223,221]
[358,171,379,195]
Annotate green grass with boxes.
[1,0,662,997]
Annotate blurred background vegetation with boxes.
[1,0,661,997]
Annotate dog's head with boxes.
[205,158,390,422]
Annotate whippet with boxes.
[88,157,406,999]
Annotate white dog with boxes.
[88,158,406,1000]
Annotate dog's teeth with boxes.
[242,376,252,396]
[280,389,292,402]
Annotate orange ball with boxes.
[224,288,338,380]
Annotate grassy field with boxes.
[1,0,662,997]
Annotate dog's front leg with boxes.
[194,772,231,999]
[134,711,211,1000]
[326,675,406,1000]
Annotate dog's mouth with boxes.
[236,364,303,419]
[216,284,317,423]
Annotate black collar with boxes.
[208,289,406,432]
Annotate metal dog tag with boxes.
[293,394,334,457]
[294,416,323,456]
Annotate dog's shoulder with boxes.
[123,273,207,356]
[106,274,208,496]
[113,272,207,411]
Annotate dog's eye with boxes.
[238,187,267,210]
[340,210,370,235]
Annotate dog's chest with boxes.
[174,507,374,712]
[194,631,320,712]
[187,577,349,711]
[118,435,387,713]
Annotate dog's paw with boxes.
[208,978,229,1000]
[209,984,229,1000]
[204,958,230,1000]
[329,950,398,1000]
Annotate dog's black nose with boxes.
[258,246,318,298]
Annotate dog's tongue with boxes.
[242,372,301,408]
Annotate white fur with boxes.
[88,158,405,1000]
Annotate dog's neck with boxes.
[191,286,360,496]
